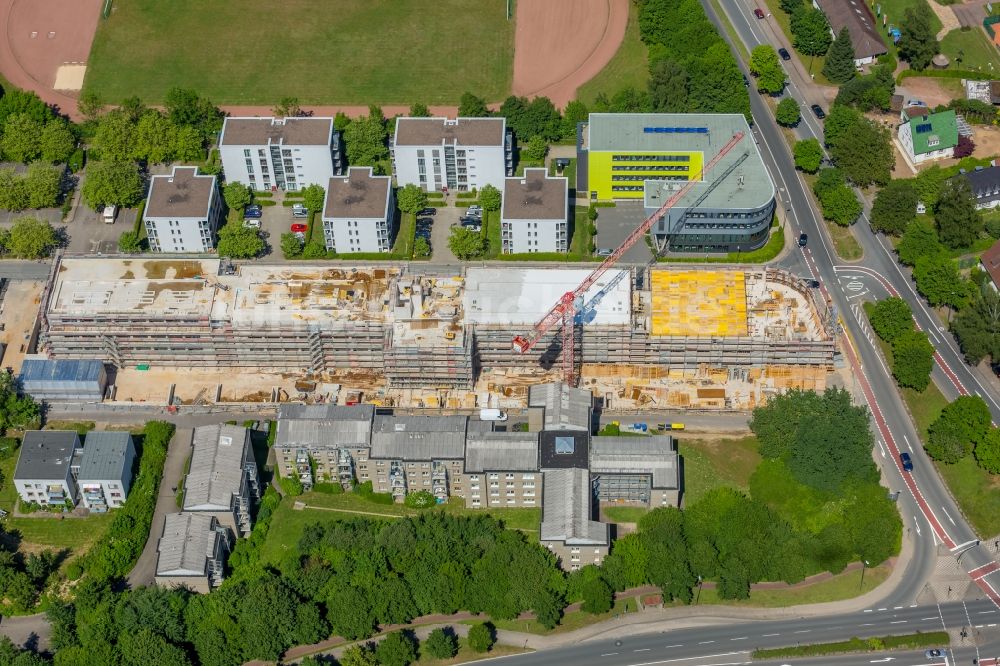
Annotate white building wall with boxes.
[220,144,334,192]
[502,219,567,254]
[393,144,506,192]
[324,217,392,253]
[15,475,75,507]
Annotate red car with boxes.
[754,7,765,18]
[290,223,308,233]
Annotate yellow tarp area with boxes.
[650,270,748,337]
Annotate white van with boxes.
[479,408,508,422]
[102,205,117,223]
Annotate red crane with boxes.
[511,131,746,385]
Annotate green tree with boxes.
[340,645,378,666]
[793,138,822,173]
[7,217,57,259]
[0,89,52,127]
[302,184,326,212]
[479,184,502,211]
[749,45,786,94]
[898,4,939,71]
[173,125,205,162]
[81,160,144,209]
[835,64,895,111]
[217,223,265,259]
[408,102,431,117]
[0,169,28,211]
[272,96,302,118]
[935,177,983,250]
[92,110,136,162]
[397,184,428,214]
[223,181,252,211]
[897,217,944,266]
[580,576,613,614]
[868,297,913,343]
[975,427,1000,473]
[952,283,1000,364]
[847,484,902,565]
[870,180,918,235]
[649,59,689,112]
[775,97,801,126]
[118,230,143,254]
[822,104,859,148]
[913,254,968,308]
[891,330,934,390]
[780,0,803,12]
[914,165,949,210]
[523,135,549,161]
[448,226,486,260]
[1,114,42,163]
[823,27,857,83]
[119,628,191,666]
[467,623,495,653]
[927,395,992,463]
[813,169,861,226]
[423,628,458,659]
[413,236,431,258]
[77,91,105,122]
[374,631,416,666]
[561,100,590,139]
[458,93,490,118]
[164,87,223,140]
[132,111,176,164]
[828,114,893,187]
[23,163,61,209]
[791,7,832,55]
[281,232,303,258]
[343,113,389,173]
[39,120,76,164]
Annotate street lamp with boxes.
[859,560,870,590]
[695,574,703,605]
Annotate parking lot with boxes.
[593,201,653,264]
[64,203,137,254]
[256,201,308,256]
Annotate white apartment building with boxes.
[13,431,80,508]
[391,117,512,192]
[143,167,222,253]
[321,167,395,253]
[77,432,136,512]
[501,169,568,254]
[219,117,343,192]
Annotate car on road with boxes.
[924,649,942,658]
[753,7,765,18]
[798,233,808,247]
[900,452,914,472]
[417,208,436,216]
[810,104,826,119]
[595,248,613,257]
[778,47,791,61]
[807,279,820,289]
[290,223,308,233]
[743,74,750,87]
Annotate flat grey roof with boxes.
[540,468,608,545]
[220,117,333,147]
[14,431,80,481]
[590,436,678,489]
[275,418,372,450]
[529,383,592,431]
[322,168,391,220]
[78,432,133,482]
[278,403,375,421]
[144,167,216,220]
[465,432,539,472]
[156,513,218,577]
[184,425,249,511]
[370,415,467,460]
[502,169,567,222]
[394,117,505,147]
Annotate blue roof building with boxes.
[19,359,107,401]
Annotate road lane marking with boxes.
[699,640,716,644]
[626,651,748,666]
[860,622,875,626]
[665,645,683,648]
[730,637,748,641]
[903,434,912,452]
[761,633,779,637]
[793,629,811,633]
[889,620,908,624]
[601,653,618,657]
[979,610,997,614]
[921,616,939,620]
[635,648,651,652]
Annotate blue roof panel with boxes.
[19,359,105,383]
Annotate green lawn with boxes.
[549,158,577,198]
[85,0,514,104]
[940,28,1000,74]
[6,514,114,552]
[695,562,891,607]
[394,212,416,259]
[679,436,761,505]
[827,221,863,261]
[659,225,785,264]
[570,206,593,258]
[576,2,649,104]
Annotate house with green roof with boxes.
[898,110,958,165]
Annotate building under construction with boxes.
[38,257,835,407]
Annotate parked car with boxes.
[924,649,942,658]
[290,223,308,233]
[417,217,433,225]
[798,233,808,247]
[466,206,482,216]
[292,205,309,219]
[417,208,436,216]
[778,47,791,61]
[243,219,261,229]
[900,452,914,472]
[753,7,765,18]
[596,248,613,257]
[244,207,263,219]
[811,104,826,119]
[102,205,117,223]
[460,217,481,226]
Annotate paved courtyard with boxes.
[593,201,653,264]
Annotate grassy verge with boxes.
[414,640,529,664]
[752,631,948,658]
[659,226,784,264]
[485,598,638,635]
[679,436,761,505]
[708,0,750,61]
[42,421,95,434]
[576,2,649,103]
[827,221,863,261]
[393,211,415,259]
[696,563,891,607]
[485,209,501,259]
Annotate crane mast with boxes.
[511,131,746,384]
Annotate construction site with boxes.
[35,257,836,410]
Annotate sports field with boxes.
[83,0,514,104]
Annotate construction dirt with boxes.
[0,281,44,374]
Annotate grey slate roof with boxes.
[540,468,608,545]
[322,168,391,220]
[394,117,506,147]
[144,167,216,219]
[78,432,133,482]
[278,403,375,421]
[369,415,467,460]
[958,165,1000,207]
[220,117,333,147]
[156,513,218,577]
[275,403,374,450]
[465,432,539,472]
[590,436,678,489]
[14,431,80,481]
[529,383,592,431]
[184,425,249,510]
[502,169,568,221]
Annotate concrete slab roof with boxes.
[78,432,133,482]
[393,117,506,147]
[220,117,333,147]
[144,167,216,220]
[590,435,678,489]
[14,431,80,481]
[322,168,391,221]
[465,432,539,472]
[502,169,568,222]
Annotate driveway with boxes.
[126,427,193,588]
[258,200,296,257]
[64,204,135,255]
[593,201,653,264]
[430,203,463,264]
[0,613,50,652]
